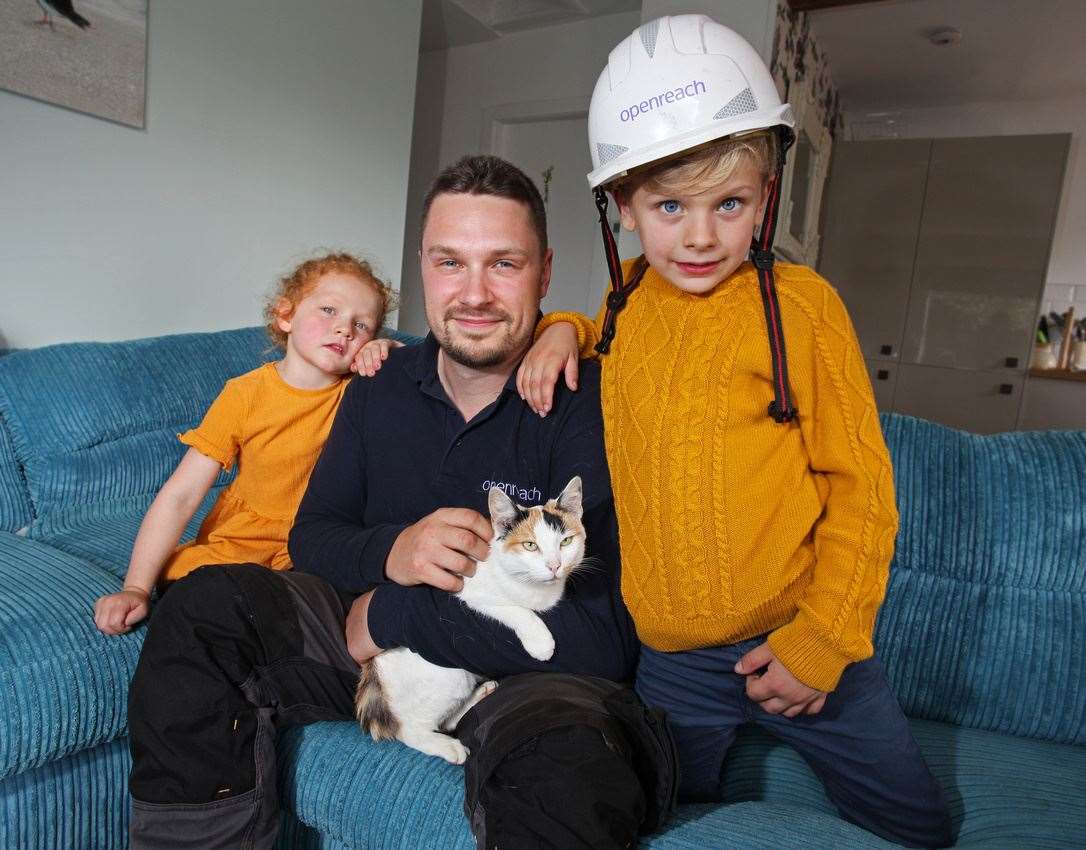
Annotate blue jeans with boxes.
[636,638,953,849]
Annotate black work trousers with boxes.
[127,563,359,850]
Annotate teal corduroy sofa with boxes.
[0,327,1083,849]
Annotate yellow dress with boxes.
[162,363,350,581]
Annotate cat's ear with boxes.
[488,485,518,535]
[556,476,583,518]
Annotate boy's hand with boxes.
[516,323,580,417]
[93,588,151,635]
[736,642,827,718]
[352,338,404,377]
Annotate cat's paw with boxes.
[437,738,470,765]
[520,629,555,661]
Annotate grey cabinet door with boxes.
[893,364,1024,434]
[1018,376,1086,430]
[866,360,898,413]
[900,135,1069,373]
[819,139,931,362]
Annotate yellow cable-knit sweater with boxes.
[538,260,898,691]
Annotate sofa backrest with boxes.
[0,326,423,528]
[876,413,1086,745]
[0,328,273,524]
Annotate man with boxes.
[126,155,639,849]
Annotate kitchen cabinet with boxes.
[819,134,1069,432]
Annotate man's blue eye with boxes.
[721,198,741,212]
[661,200,681,214]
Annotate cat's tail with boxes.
[355,660,400,741]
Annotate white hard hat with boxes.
[587,14,794,189]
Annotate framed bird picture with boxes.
[0,0,148,128]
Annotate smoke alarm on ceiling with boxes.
[927,27,962,46]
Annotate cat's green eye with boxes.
[522,541,538,551]
[560,536,574,547]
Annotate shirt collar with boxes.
[408,332,522,397]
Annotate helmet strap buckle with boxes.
[749,247,775,271]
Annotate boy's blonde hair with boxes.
[615,130,779,198]
[264,252,397,349]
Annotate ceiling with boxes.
[420,0,640,50]
[419,0,1086,118]
[806,0,1086,114]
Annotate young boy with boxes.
[518,15,953,849]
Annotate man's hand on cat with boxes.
[386,508,491,592]
[345,590,382,665]
[516,322,580,417]
[736,642,827,718]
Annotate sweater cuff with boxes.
[535,311,599,357]
[766,611,861,693]
[359,524,409,587]
[365,585,402,651]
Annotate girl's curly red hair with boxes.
[264,252,396,349]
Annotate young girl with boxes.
[93,252,394,635]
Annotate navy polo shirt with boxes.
[289,334,638,682]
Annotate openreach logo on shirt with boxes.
[482,479,542,505]
[620,79,707,123]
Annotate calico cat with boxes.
[355,476,586,764]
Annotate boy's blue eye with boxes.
[321,306,334,314]
[720,198,741,212]
[354,321,368,331]
[660,200,681,214]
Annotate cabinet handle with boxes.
[876,370,889,381]
[880,344,893,356]
[999,384,1014,395]
[1005,357,1019,368]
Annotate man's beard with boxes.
[435,312,526,369]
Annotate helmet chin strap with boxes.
[751,126,798,424]
[591,126,798,425]
[593,188,647,355]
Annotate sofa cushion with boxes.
[0,326,423,530]
[0,737,130,850]
[0,327,272,524]
[0,533,142,779]
[877,414,1086,744]
[0,414,31,533]
[721,721,1086,848]
[281,715,1085,848]
[27,487,225,579]
[279,721,474,850]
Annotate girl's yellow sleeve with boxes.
[178,378,250,470]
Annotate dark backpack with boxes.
[455,673,678,850]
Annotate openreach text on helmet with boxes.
[620,79,707,123]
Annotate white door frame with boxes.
[479,96,620,317]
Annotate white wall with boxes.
[397,10,642,334]
[0,0,422,349]
[846,95,1086,319]
[397,46,447,337]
